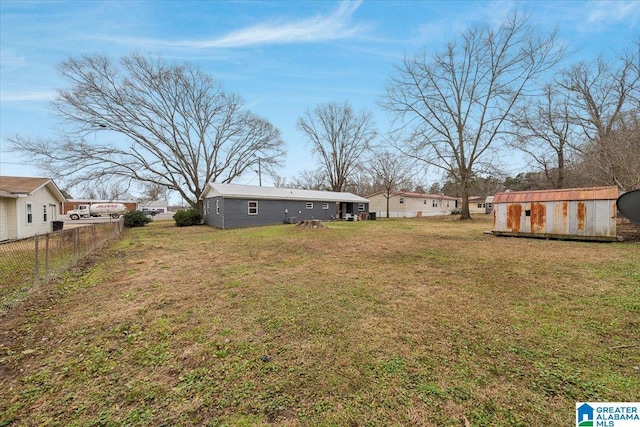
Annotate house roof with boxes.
[202,183,369,203]
[0,176,67,202]
[493,186,618,204]
[366,190,459,201]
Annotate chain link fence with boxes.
[0,219,124,311]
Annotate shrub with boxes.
[450,208,462,215]
[124,210,152,228]
[173,209,202,227]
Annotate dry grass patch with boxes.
[1,216,638,426]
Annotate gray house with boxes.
[200,183,370,229]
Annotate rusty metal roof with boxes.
[493,186,618,204]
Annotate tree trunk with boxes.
[460,189,472,220]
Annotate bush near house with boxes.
[173,209,202,226]
[123,210,152,228]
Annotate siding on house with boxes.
[16,187,62,238]
[205,198,339,229]
[367,191,459,218]
[468,197,494,214]
[0,199,10,241]
[201,183,369,229]
[492,186,618,241]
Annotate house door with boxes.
[340,202,353,219]
[49,204,58,221]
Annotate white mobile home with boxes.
[366,191,459,218]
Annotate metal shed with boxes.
[492,186,618,241]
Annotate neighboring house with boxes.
[468,196,490,214]
[0,176,67,241]
[492,186,618,241]
[485,196,494,214]
[201,183,370,229]
[366,191,459,218]
[139,200,169,214]
[62,199,138,214]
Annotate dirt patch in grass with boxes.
[1,217,638,426]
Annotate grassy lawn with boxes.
[1,216,638,426]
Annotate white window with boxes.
[27,204,33,224]
[205,200,210,215]
[306,202,313,209]
[358,203,365,211]
[43,205,47,222]
[432,200,438,207]
[322,203,329,209]
[399,197,404,204]
[423,200,427,204]
[216,199,220,215]
[248,201,258,215]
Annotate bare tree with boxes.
[562,50,639,147]
[140,182,170,203]
[290,168,329,191]
[381,11,565,219]
[368,150,412,217]
[82,181,132,201]
[559,46,640,188]
[344,163,375,197]
[8,54,285,211]
[269,173,289,188]
[510,85,573,189]
[572,112,640,190]
[297,101,377,192]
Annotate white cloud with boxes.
[100,0,368,50]
[0,50,26,72]
[587,0,640,29]
[1,90,57,102]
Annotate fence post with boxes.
[45,233,50,285]
[74,228,79,262]
[34,234,39,286]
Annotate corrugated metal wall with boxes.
[492,187,617,241]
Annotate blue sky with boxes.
[1,0,639,191]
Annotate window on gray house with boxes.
[248,201,258,215]
[306,202,313,209]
